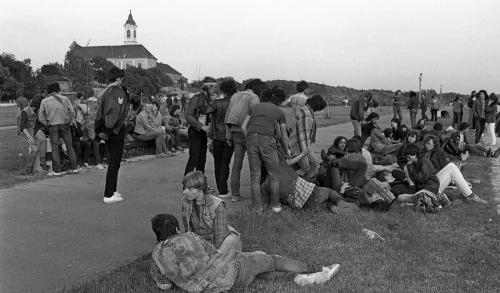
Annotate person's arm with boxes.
[241,115,250,137]
[286,151,308,166]
[213,202,230,248]
[38,102,48,126]
[66,98,76,125]
[20,112,36,145]
[373,128,392,144]
[279,123,291,157]
[184,95,204,131]
[403,165,415,187]
[295,108,309,153]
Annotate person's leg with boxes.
[25,138,39,174]
[91,140,101,165]
[60,124,78,170]
[231,132,246,198]
[219,142,234,195]
[466,144,485,156]
[351,119,361,137]
[135,130,164,154]
[488,123,496,145]
[104,131,125,198]
[212,140,224,193]
[35,130,47,168]
[72,141,82,165]
[246,135,263,212]
[393,106,398,119]
[184,127,201,175]
[219,233,242,252]
[260,136,280,209]
[474,118,482,143]
[410,110,417,129]
[81,140,91,165]
[196,130,208,173]
[48,125,62,173]
[436,163,472,197]
[305,186,343,210]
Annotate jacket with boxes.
[408,96,420,110]
[224,90,259,138]
[350,96,366,121]
[431,99,440,110]
[206,97,231,141]
[406,158,440,194]
[485,101,498,123]
[95,85,130,135]
[184,92,208,131]
[452,100,463,113]
[472,99,486,119]
[424,147,449,171]
[38,93,76,126]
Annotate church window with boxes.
[134,30,136,38]
[138,63,142,68]
[127,30,130,38]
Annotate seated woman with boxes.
[181,171,242,252]
[367,112,402,155]
[414,118,427,131]
[396,130,422,169]
[443,122,498,158]
[422,134,451,171]
[391,118,407,142]
[321,136,347,162]
[400,144,487,205]
[169,104,188,139]
[133,98,170,157]
[151,100,177,155]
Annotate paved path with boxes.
[0,114,395,293]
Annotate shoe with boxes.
[95,164,105,170]
[486,148,492,157]
[294,264,340,286]
[218,193,231,199]
[48,171,63,176]
[114,191,123,200]
[176,146,185,152]
[156,153,168,158]
[72,168,82,174]
[103,194,124,204]
[493,148,500,158]
[207,186,216,193]
[465,193,488,204]
[231,195,241,202]
[320,149,328,162]
[438,193,451,207]
[83,163,90,168]
[271,205,282,213]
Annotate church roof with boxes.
[71,42,157,60]
[157,62,182,75]
[124,11,136,26]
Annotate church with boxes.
[70,11,183,85]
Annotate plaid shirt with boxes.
[182,194,234,248]
[289,105,316,157]
[287,175,315,209]
[151,232,240,293]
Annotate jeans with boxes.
[104,128,125,197]
[452,112,462,128]
[184,127,207,175]
[437,163,472,197]
[351,119,362,137]
[393,105,402,121]
[431,109,439,122]
[230,131,247,197]
[468,107,474,129]
[212,140,234,195]
[23,135,40,174]
[487,122,496,146]
[247,133,280,210]
[135,130,165,155]
[409,109,418,129]
[35,130,47,165]
[48,123,78,172]
[421,107,428,120]
[474,118,486,143]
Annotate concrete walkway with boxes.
[0,115,395,293]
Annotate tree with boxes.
[63,50,94,95]
[40,63,63,76]
[123,66,173,97]
[90,56,115,84]
[0,53,37,100]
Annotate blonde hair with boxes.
[182,171,208,193]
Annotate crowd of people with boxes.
[14,66,496,291]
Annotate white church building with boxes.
[70,11,183,85]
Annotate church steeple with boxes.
[123,10,138,45]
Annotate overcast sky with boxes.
[1,0,499,93]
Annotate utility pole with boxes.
[440,84,443,105]
[418,73,423,104]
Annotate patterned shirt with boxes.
[289,105,316,157]
[287,176,315,209]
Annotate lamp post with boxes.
[418,73,422,104]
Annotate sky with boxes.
[1,0,499,93]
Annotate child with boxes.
[17,97,43,175]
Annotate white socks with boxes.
[294,264,340,286]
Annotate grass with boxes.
[62,160,499,293]
[0,104,17,127]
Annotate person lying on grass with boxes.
[181,171,242,252]
[399,143,488,205]
[150,214,327,292]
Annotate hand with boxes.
[286,149,292,158]
[226,139,232,147]
[201,125,210,133]
[27,136,36,145]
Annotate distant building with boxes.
[70,11,183,85]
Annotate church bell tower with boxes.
[123,10,138,45]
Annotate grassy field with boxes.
[0,104,17,127]
[62,159,499,293]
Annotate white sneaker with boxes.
[83,163,90,168]
[103,194,124,204]
[271,205,282,213]
[294,264,340,286]
[95,164,105,170]
[114,191,123,199]
[218,193,231,199]
[72,168,82,174]
[48,171,63,176]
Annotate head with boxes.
[141,97,153,112]
[296,80,309,93]
[453,95,461,102]
[219,79,238,98]
[471,90,476,97]
[182,171,208,201]
[366,112,380,124]
[375,170,395,183]
[405,130,418,143]
[108,66,125,84]
[383,128,393,138]
[404,143,420,164]
[423,134,438,151]
[363,92,372,101]
[152,99,161,112]
[458,122,469,132]
[151,214,179,242]
[432,122,443,131]
[390,117,401,129]
[417,118,426,126]
[30,94,44,111]
[333,136,348,151]
[409,91,417,98]
[16,97,29,110]
[345,138,362,154]
[261,86,286,105]
[170,104,181,116]
[244,78,267,97]
[395,90,402,97]
[478,90,488,100]
[47,82,61,94]
[306,95,327,112]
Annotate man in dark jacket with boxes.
[407,91,419,129]
[95,67,130,204]
[350,92,370,137]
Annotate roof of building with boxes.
[156,62,182,76]
[70,42,157,60]
[124,10,136,26]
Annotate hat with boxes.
[365,112,379,121]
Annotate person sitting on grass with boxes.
[401,143,488,205]
[422,134,451,172]
[150,214,333,292]
[181,171,242,252]
[391,118,407,142]
[443,123,499,158]
[321,136,347,162]
[366,112,402,155]
[414,118,427,131]
[151,99,177,156]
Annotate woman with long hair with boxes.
[367,112,402,155]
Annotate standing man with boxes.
[38,83,79,176]
[224,79,263,202]
[206,79,237,198]
[467,91,477,130]
[420,94,429,121]
[393,90,403,121]
[95,67,130,204]
[284,80,309,114]
[408,91,419,129]
[183,85,212,175]
[180,94,187,112]
[350,92,371,137]
[242,86,290,214]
